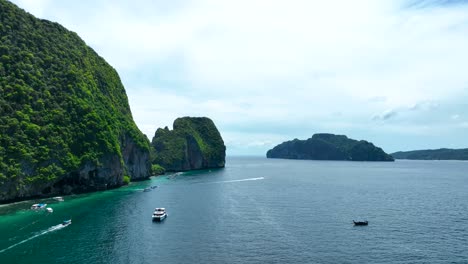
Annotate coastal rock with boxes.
[0,0,151,203]
[151,117,226,171]
[267,133,394,162]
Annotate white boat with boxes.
[152,208,167,221]
[31,203,47,210]
[53,196,64,202]
[62,219,72,226]
[46,207,53,213]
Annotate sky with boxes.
[10,0,468,155]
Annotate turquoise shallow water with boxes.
[1,157,468,263]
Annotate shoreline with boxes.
[0,176,157,206]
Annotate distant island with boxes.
[151,117,226,171]
[391,148,468,160]
[267,133,394,162]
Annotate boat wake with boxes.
[166,172,183,180]
[208,177,265,184]
[0,223,69,254]
[18,219,40,231]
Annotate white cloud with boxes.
[11,0,468,154]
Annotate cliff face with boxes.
[0,0,150,202]
[151,117,226,171]
[121,133,150,180]
[267,133,394,162]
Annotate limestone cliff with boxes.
[151,117,226,171]
[0,0,150,202]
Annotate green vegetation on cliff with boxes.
[151,117,226,171]
[391,148,468,160]
[0,0,150,201]
[267,133,394,161]
[150,164,166,175]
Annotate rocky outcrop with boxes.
[151,117,226,171]
[0,0,150,203]
[267,133,394,162]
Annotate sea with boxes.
[0,156,467,263]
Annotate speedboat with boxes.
[53,196,64,202]
[46,207,53,213]
[62,219,72,226]
[152,208,167,222]
[31,203,47,210]
[353,220,368,226]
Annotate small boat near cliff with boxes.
[152,208,167,222]
[53,196,64,202]
[353,220,368,226]
[31,203,47,210]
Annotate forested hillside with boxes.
[0,0,150,202]
[151,117,226,171]
[267,133,394,161]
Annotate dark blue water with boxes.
[1,157,467,263]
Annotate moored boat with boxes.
[152,208,167,221]
[353,220,368,226]
[31,203,47,210]
[53,196,64,202]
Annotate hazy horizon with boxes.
[11,0,468,155]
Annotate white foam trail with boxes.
[18,219,40,231]
[210,177,265,184]
[0,223,68,253]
